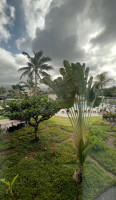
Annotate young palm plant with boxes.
[42,60,100,183]
[18,51,53,95]
[0,174,19,200]
[19,75,35,96]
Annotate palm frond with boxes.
[22,52,32,61]
[38,56,51,65]
[20,69,31,80]
[28,70,34,78]
[39,71,50,77]
[33,51,43,64]
[39,64,53,71]
[27,62,34,68]
[18,66,30,72]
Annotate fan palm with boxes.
[18,51,52,95]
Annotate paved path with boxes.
[93,128,116,200]
[0,119,21,128]
[95,187,116,200]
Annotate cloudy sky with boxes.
[0,0,116,87]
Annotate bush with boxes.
[88,126,107,140]
[87,135,106,152]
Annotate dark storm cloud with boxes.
[89,0,116,46]
[32,0,87,64]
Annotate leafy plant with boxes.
[103,112,116,129]
[18,51,52,95]
[42,60,100,182]
[1,96,61,141]
[0,174,19,199]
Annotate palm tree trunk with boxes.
[73,165,83,183]
[101,86,104,111]
[35,71,37,96]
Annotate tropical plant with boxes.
[96,72,114,110]
[19,76,35,96]
[42,60,100,182]
[8,84,24,99]
[18,51,53,95]
[103,112,116,129]
[0,174,19,200]
[1,96,61,141]
[0,87,6,94]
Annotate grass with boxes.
[0,115,115,199]
[0,116,8,120]
[82,157,116,200]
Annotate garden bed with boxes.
[0,116,115,200]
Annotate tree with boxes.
[2,96,61,141]
[103,86,116,97]
[8,84,24,99]
[42,60,100,182]
[96,72,114,109]
[0,87,6,94]
[19,76,35,96]
[18,51,53,95]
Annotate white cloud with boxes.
[0,48,28,86]
[16,37,32,50]
[21,0,52,38]
[0,0,15,42]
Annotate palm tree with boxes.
[19,76,35,96]
[18,51,53,95]
[96,72,114,110]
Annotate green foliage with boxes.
[42,60,100,109]
[0,174,19,198]
[114,133,116,146]
[0,121,80,200]
[1,96,61,140]
[103,112,116,122]
[88,123,116,175]
[88,126,108,140]
[103,86,116,97]
[0,116,115,199]
[103,112,116,129]
[93,97,102,107]
[87,135,106,152]
[78,139,86,165]
[18,51,52,95]
[82,158,116,200]
[2,96,60,121]
[90,147,116,175]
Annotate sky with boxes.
[0,0,116,88]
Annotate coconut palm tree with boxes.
[96,72,114,110]
[18,51,52,95]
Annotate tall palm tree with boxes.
[18,51,53,95]
[96,72,114,110]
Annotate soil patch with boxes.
[24,151,39,160]
[0,148,15,157]
[105,135,115,148]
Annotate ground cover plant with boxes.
[103,112,116,130]
[0,116,116,199]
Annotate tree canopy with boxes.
[18,51,53,95]
[1,96,61,141]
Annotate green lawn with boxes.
[0,116,8,120]
[0,116,116,200]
